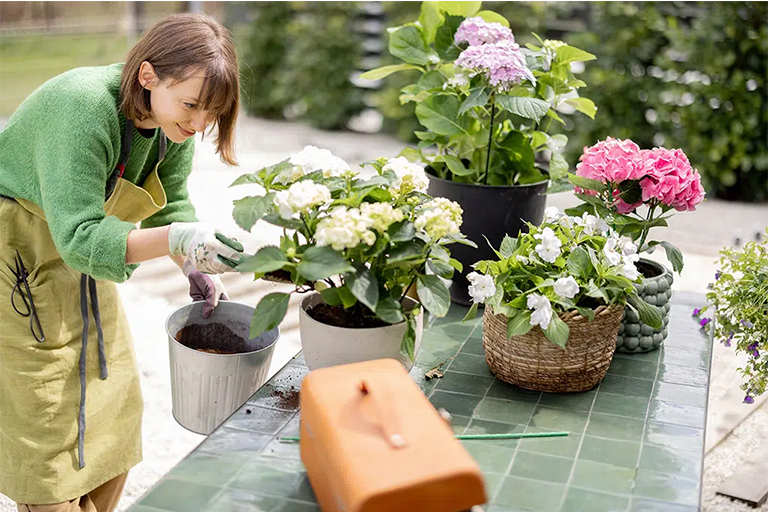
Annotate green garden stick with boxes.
[278,431,568,443]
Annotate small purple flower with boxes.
[724,331,734,347]
[699,318,710,328]
[692,308,701,317]
[740,319,754,328]
[456,40,535,90]
[744,395,755,404]
[748,342,760,358]
[454,17,515,47]
[715,270,721,280]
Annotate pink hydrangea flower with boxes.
[454,17,515,47]
[455,40,535,90]
[638,148,705,211]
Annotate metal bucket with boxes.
[166,300,280,435]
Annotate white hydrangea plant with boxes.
[230,150,475,360]
[464,206,662,348]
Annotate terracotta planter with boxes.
[299,292,423,371]
[616,258,673,353]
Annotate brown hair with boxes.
[121,13,239,166]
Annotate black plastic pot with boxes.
[427,174,548,305]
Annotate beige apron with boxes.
[0,121,168,504]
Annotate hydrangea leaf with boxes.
[250,293,290,339]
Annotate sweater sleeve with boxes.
[33,87,139,283]
[140,136,198,229]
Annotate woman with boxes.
[0,13,244,511]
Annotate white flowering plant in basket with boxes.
[464,206,662,347]
[230,146,475,358]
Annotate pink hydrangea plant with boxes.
[638,148,706,212]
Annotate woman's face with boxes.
[137,62,216,143]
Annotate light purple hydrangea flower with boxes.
[455,40,535,90]
[454,17,515,47]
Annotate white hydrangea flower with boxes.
[467,271,496,304]
[603,236,623,266]
[277,145,351,184]
[527,293,553,330]
[414,198,463,240]
[360,202,404,233]
[559,216,575,229]
[273,181,331,220]
[574,212,609,235]
[553,276,579,299]
[315,207,377,251]
[543,206,560,223]
[533,227,562,263]
[383,157,430,197]
[443,73,470,90]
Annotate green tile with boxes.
[429,390,483,417]
[409,365,441,394]
[661,346,709,370]
[509,451,573,484]
[633,469,700,506]
[585,413,645,442]
[447,352,495,377]
[197,427,272,456]
[485,380,542,403]
[138,479,222,512]
[208,489,320,512]
[536,389,597,412]
[128,507,167,512]
[647,400,706,429]
[435,370,495,396]
[277,415,301,437]
[652,381,708,408]
[255,438,303,462]
[428,321,476,342]
[166,450,250,486]
[268,365,310,389]
[415,343,463,368]
[579,436,641,468]
[459,333,486,356]
[592,392,650,420]
[462,440,516,474]
[571,459,636,495]
[561,487,630,512]
[638,444,701,475]
[226,407,295,435]
[644,422,704,453]
[607,358,658,380]
[613,349,660,363]
[519,427,583,458]
[483,472,505,499]
[464,418,526,448]
[247,385,302,411]
[494,476,565,511]
[657,364,708,388]
[629,497,698,512]
[229,462,316,502]
[448,414,472,434]
[598,374,654,398]
[474,397,537,425]
[529,406,590,433]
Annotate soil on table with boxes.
[175,323,252,354]
[307,303,390,328]
[637,260,663,279]
[274,386,300,409]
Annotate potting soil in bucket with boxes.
[166,301,279,435]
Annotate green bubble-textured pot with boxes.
[616,258,673,353]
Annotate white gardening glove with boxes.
[168,222,244,274]
[182,260,229,318]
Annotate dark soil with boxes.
[176,322,251,354]
[306,303,390,328]
[274,386,301,409]
[263,269,293,284]
[636,260,662,279]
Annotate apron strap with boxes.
[104,119,167,200]
[77,273,109,469]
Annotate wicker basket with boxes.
[483,305,624,393]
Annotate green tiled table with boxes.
[129,292,711,512]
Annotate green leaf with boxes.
[415,95,470,136]
[496,95,549,122]
[449,258,464,272]
[546,109,565,125]
[320,287,343,306]
[376,297,405,324]
[585,280,609,303]
[531,131,548,150]
[427,258,455,278]
[417,274,451,317]
[400,314,418,361]
[358,64,422,81]
[435,14,463,60]
[500,235,518,259]
[617,179,643,205]
[459,87,490,115]
[548,152,569,181]
[568,174,605,192]
[237,246,288,273]
[262,213,304,231]
[250,293,290,338]
[565,97,597,119]
[338,286,358,309]
[575,307,595,322]
[443,154,474,176]
[507,310,533,337]
[232,194,273,232]
[388,220,417,242]
[475,10,509,26]
[438,1,480,16]
[463,302,479,322]
[555,45,597,65]
[628,294,663,329]
[388,239,426,264]
[419,2,444,45]
[416,70,446,92]
[659,241,684,273]
[544,313,570,348]
[389,25,433,65]
[297,246,354,281]
[230,172,262,187]
[567,246,593,281]
[346,268,379,311]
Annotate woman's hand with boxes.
[182,260,228,318]
[168,222,244,274]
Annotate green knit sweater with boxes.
[0,63,198,282]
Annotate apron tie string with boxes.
[77,273,109,469]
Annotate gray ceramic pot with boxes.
[616,258,673,353]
